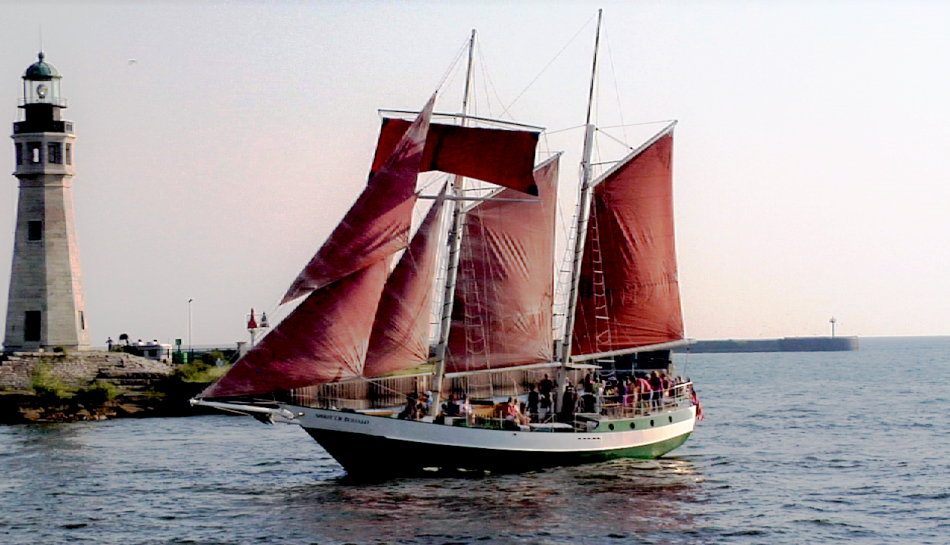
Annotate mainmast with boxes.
[557,9,602,408]
[430,29,476,415]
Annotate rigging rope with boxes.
[501,13,599,118]
[601,21,630,147]
[434,36,474,94]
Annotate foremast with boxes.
[430,29,476,415]
[557,9,602,410]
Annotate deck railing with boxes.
[285,371,694,426]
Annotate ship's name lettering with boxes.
[314,413,368,425]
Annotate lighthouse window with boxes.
[15,144,22,165]
[28,142,42,164]
[48,143,62,164]
[24,311,41,342]
[28,221,43,241]
[65,144,72,165]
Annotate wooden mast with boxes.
[430,29,476,415]
[557,9,602,410]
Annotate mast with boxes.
[430,29,476,414]
[557,9,602,409]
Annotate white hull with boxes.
[283,403,696,474]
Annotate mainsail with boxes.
[445,155,560,373]
[363,186,447,378]
[570,126,684,358]
[372,119,541,196]
[200,98,436,399]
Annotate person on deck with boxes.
[505,397,528,427]
[559,385,576,422]
[539,374,553,404]
[443,394,460,417]
[649,372,663,411]
[636,374,653,415]
[527,384,539,421]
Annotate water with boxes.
[1,336,948,544]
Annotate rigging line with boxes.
[476,42,501,120]
[417,174,451,194]
[596,127,635,150]
[435,36,474,92]
[545,124,587,136]
[500,12,599,118]
[596,120,676,130]
[601,21,630,146]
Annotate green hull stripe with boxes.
[305,428,692,475]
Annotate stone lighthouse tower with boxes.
[4,53,90,351]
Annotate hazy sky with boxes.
[2,1,949,348]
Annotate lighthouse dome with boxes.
[23,52,61,80]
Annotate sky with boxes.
[2,1,949,348]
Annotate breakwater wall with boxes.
[679,336,859,353]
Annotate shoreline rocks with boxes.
[0,351,217,424]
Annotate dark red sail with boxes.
[445,155,560,373]
[571,128,685,357]
[201,259,389,398]
[363,187,447,377]
[281,95,435,304]
[372,119,541,196]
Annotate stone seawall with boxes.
[0,351,217,423]
[0,350,172,391]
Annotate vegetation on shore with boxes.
[1,350,234,424]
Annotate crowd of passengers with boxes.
[398,371,691,426]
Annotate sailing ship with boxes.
[193,15,698,476]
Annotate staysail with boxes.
[200,98,436,399]
[372,119,541,196]
[445,155,560,374]
[281,97,437,304]
[200,260,390,398]
[570,125,684,358]
[362,186,447,378]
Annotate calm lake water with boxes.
[1,336,948,544]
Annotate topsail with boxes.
[372,119,541,196]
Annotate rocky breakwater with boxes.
[0,351,212,424]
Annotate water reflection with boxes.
[275,456,705,543]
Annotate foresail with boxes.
[363,186,448,378]
[372,119,541,196]
[571,126,684,357]
[445,155,560,374]
[200,259,389,398]
[281,95,436,304]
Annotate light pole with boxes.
[829,316,837,338]
[188,298,193,352]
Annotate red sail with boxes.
[445,155,559,374]
[281,95,435,304]
[571,130,684,357]
[372,119,541,196]
[201,259,389,398]
[363,187,447,378]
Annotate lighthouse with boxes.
[3,52,90,351]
